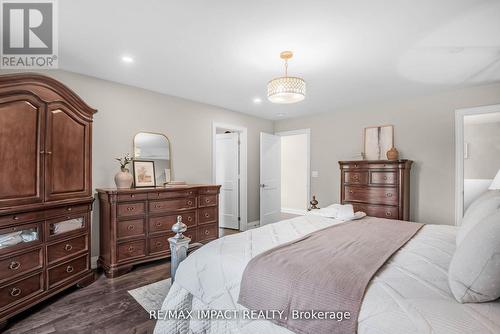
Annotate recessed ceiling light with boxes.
[121,55,134,63]
[276,113,286,117]
[253,97,262,104]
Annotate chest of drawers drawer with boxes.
[148,190,195,200]
[344,186,398,206]
[198,207,217,225]
[117,219,145,240]
[47,235,88,265]
[149,211,196,234]
[351,203,399,219]
[117,202,145,218]
[47,255,88,289]
[117,193,148,202]
[0,248,43,283]
[370,172,397,185]
[0,272,43,311]
[197,224,218,243]
[199,195,218,207]
[0,211,44,226]
[117,240,146,262]
[149,235,172,255]
[344,171,368,185]
[149,198,196,214]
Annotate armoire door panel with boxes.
[45,105,90,201]
[0,96,44,208]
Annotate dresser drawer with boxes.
[47,235,88,265]
[0,273,43,311]
[47,213,87,240]
[0,248,43,283]
[184,229,197,243]
[117,202,145,218]
[198,207,217,225]
[197,224,218,242]
[44,204,90,219]
[117,240,146,262]
[344,171,368,185]
[199,195,217,208]
[344,186,398,206]
[117,219,145,240]
[148,190,195,200]
[149,211,196,234]
[0,222,41,254]
[117,193,148,202]
[0,211,44,226]
[371,172,397,185]
[198,188,219,195]
[47,255,88,288]
[352,203,399,220]
[149,235,172,255]
[149,198,196,214]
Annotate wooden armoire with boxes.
[0,73,96,327]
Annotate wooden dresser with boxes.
[96,185,221,278]
[0,74,96,327]
[339,160,412,221]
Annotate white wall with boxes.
[0,70,273,257]
[275,83,500,225]
[464,121,500,179]
[281,134,308,212]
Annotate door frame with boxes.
[454,104,500,226]
[212,122,248,231]
[275,128,311,214]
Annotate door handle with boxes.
[260,184,266,188]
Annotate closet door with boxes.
[44,103,91,202]
[0,95,45,208]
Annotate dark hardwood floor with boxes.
[4,260,171,334]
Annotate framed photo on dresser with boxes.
[133,160,156,187]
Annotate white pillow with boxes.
[456,191,500,245]
[448,210,500,303]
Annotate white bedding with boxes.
[154,215,500,334]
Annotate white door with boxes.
[260,132,281,225]
[216,133,239,229]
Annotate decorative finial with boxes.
[308,195,320,211]
[171,215,187,239]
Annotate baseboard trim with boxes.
[247,220,260,229]
[281,208,307,215]
[91,256,99,269]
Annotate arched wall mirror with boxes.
[134,132,171,185]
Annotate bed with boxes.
[154,215,500,334]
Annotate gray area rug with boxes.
[128,278,171,312]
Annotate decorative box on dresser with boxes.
[0,74,96,328]
[339,160,412,221]
[96,185,221,278]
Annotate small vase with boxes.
[115,168,133,189]
[386,147,399,160]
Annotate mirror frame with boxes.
[133,131,173,184]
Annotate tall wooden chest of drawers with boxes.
[339,160,412,221]
[96,185,221,278]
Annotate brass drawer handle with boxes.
[383,176,388,180]
[187,200,193,206]
[13,215,19,221]
[128,246,134,252]
[64,244,73,251]
[9,261,21,270]
[66,207,72,211]
[130,194,135,198]
[204,213,210,218]
[156,241,162,247]
[352,175,359,180]
[155,204,162,209]
[385,211,392,217]
[155,222,162,227]
[10,287,22,297]
[204,230,210,235]
[354,164,359,168]
[349,190,354,194]
[386,193,393,197]
[187,216,192,222]
[127,224,135,231]
[205,199,211,203]
[127,207,135,211]
[157,193,161,197]
[189,191,193,195]
[66,265,74,273]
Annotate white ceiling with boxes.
[59,0,500,120]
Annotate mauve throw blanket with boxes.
[238,217,423,334]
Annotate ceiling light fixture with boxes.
[267,51,306,104]
[121,55,134,63]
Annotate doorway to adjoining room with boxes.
[212,123,248,233]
